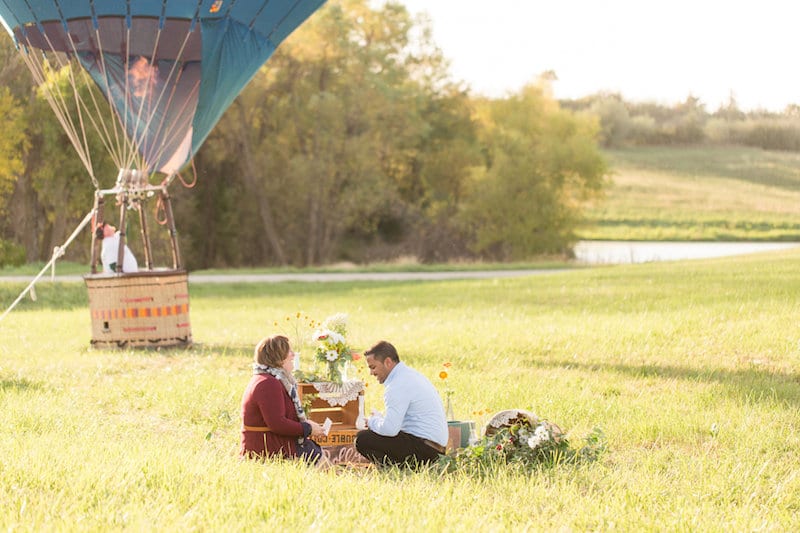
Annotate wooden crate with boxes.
[299,382,369,465]
[299,382,362,427]
[315,428,370,465]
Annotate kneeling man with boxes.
[355,341,448,466]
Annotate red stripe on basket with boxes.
[122,326,158,332]
[94,304,189,321]
[120,296,154,303]
[174,293,189,299]
[177,322,190,328]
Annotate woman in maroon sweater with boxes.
[240,335,326,463]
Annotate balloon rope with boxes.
[58,20,129,173]
[30,4,99,184]
[145,79,201,172]
[16,49,98,186]
[123,19,199,173]
[63,61,99,189]
[93,25,129,169]
[0,209,95,323]
[122,26,148,171]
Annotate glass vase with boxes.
[326,360,348,383]
[445,394,455,421]
[355,394,367,430]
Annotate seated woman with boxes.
[240,335,327,466]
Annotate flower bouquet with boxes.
[313,313,355,383]
[437,409,605,474]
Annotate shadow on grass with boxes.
[531,358,800,406]
[0,376,43,392]
[187,342,251,357]
[86,342,251,358]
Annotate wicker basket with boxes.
[84,270,192,348]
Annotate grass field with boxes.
[1,250,799,530]
[579,146,800,241]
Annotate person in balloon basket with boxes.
[240,335,329,466]
[355,340,448,467]
[97,222,138,273]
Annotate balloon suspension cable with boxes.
[154,193,168,226]
[0,209,95,323]
[176,158,198,188]
[159,156,195,189]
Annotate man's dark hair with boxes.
[364,340,400,363]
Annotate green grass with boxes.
[1,251,799,529]
[580,146,800,241]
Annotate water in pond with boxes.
[573,241,800,264]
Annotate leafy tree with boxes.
[459,81,607,259]
[192,0,456,267]
[0,86,28,265]
[0,87,26,217]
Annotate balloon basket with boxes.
[83,270,192,349]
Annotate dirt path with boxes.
[0,269,568,284]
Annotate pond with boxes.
[573,241,800,264]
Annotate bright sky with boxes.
[398,0,800,112]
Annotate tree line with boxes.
[2,0,796,269]
[563,92,800,151]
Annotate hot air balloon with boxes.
[0,0,326,347]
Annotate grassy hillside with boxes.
[579,146,800,241]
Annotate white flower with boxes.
[326,330,345,346]
[527,435,543,449]
[325,350,339,361]
[526,425,550,449]
[313,328,332,342]
[324,313,348,334]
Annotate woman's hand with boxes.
[308,420,326,438]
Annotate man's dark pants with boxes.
[355,429,442,466]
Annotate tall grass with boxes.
[1,251,799,530]
[581,146,800,241]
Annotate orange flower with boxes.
[352,352,361,361]
[439,371,448,380]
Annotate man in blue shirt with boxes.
[355,341,448,466]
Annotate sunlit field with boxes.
[580,146,800,241]
[1,250,799,530]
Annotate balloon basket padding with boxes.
[83,270,192,349]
